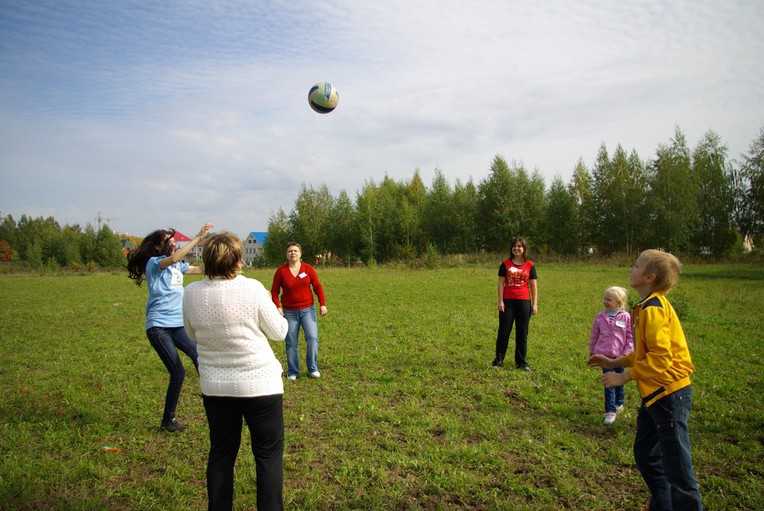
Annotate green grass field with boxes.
[1,263,762,510]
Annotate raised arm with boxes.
[159,223,213,270]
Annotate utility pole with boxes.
[95,211,114,231]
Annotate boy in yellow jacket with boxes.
[589,249,702,510]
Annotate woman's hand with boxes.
[498,301,505,312]
[588,354,615,369]
[320,305,328,316]
[197,223,213,239]
[532,303,538,315]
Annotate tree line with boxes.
[264,126,764,264]
[0,215,125,269]
[2,126,761,269]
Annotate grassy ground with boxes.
[0,263,762,510]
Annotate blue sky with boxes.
[1,0,763,238]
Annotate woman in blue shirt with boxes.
[127,223,212,432]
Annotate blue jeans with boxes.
[146,326,199,424]
[283,307,319,377]
[634,386,703,510]
[603,367,625,412]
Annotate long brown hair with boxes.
[510,237,529,262]
[127,228,175,286]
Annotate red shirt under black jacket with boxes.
[271,262,327,310]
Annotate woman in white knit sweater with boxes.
[183,232,288,511]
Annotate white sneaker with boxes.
[615,404,624,414]
[603,412,617,425]
[309,371,321,378]
[287,375,297,381]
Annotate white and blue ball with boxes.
[308,82,339,114]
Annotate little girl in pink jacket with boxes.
[589,286,634,425]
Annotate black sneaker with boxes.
[517,365,531,372]
[160,417,185,432]
[491,358,504,368]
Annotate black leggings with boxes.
[495,299,531,368]
[203,394,284,511]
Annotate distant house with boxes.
[244,232,268,265]
[173,230,203,260]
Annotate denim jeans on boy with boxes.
[283,306,319,377]
[603,367,625,412]
[146,326,199,424]
[634,386,703,511]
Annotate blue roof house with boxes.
[244,231,268,265]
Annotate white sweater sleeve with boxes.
[182,290,196,341]
[256,283,288,341]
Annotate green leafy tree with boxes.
[623,150,649,256]
[327,190,359,264]
[289,184,334,261]
[80,225,98,264]
[544,177,578,255]
[691,131,736,255]
[568,159,594,254]
[451,179,479,253]
[734,127,764,240]
[61,225,82,267]
[423,170,455,253]
[26,239,43,268]
[264,209,292,265]
[593,145,648,255]
[356,181,379,265]
[525,170,546,247]
[477,156,518,251]
[374,176,408,260]
[647,127,698,253]
[590,144,614,253]
[94,225,124,267]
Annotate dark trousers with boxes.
[146,326,199,424]
[203,394,284,511]
[603,367,625,412]
[634,386,702,511]
[495,299,531,368]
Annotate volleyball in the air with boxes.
[308,82,339,114]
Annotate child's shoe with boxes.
[603,412,617,425]
[615,404,625,414]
